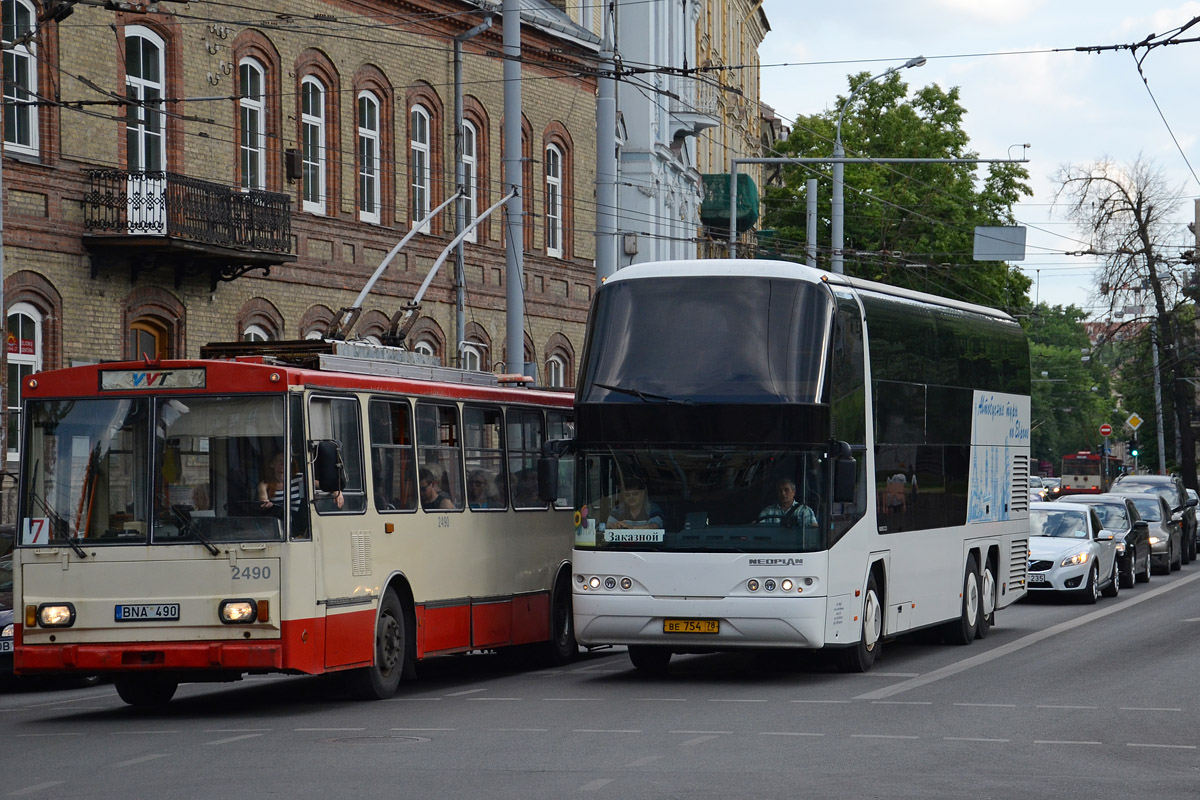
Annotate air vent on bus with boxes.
[1011,454,1030,512]
[1010,537,1028,589]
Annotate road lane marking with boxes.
[490,728,549,732]
[708,698,767,703]
[204,733,264,746]
[856,568,1200,701]
[9,781,65,796]
[625,756,662,767]
[872,700,933,705]
[681,735,719,746]
[580,779,613,791]
[573,729,642,733]
[542,697,604,701]
[760,732,825,737]
[204,728,270,732]
[671,730,732,734]
[16,733,83,738]
[1036,705,1097,710]
[1128,743,1196,750]
[294,727,365,731]
[113,754,169,767]
[109,730,181,735]
[851,734,920,740]
[944,737,1009,742]
[791,699,851,704]
[466,697,519,701]
[392,727,458,732]
[954,703,1016,708]
[1119,707,1181,712]
[446,688,488,696]
[1033,740,1102,745]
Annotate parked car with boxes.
[1057,494,1152,587]
[1110,474,1197,563]
[1110,492,1182,575]
[1028,502,1120,603]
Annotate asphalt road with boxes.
[5,568,1200,799]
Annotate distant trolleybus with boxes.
[13,340,575,705]
[543,259,1031,673]
[1059,451,1122,495]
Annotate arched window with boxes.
[413,339,436,359]
[357,90,381,224]
[6,302,41,461]
[129,317,170,360]
[125,27,166,173]
[301,76,326,214]
[546,354,566,388]
[545,144,563,258]
[243,324,270,342]
[410,104,432,230]
[2,0,38,156]
[238,58,266,190]
[461,119,478,242]
[461,342,483,372]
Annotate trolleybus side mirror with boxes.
[832,440,857,505]
[537,439,574,504]
[312,440,346,494]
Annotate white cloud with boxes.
[931,0,1048,23]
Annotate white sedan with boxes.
[1027,501,1120,603]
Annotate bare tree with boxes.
[1054,156,1195,486]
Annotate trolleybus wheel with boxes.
[628,645,671,675]
[349,590,407,700]
[943,555,979,645]
[115,676,177,707]
[838,572,882,673]
[544,574,578,665]
[976,560,996,639]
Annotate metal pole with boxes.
[1152,321,1167,474]
[595,1,618,283]
[728,160,739,258]
[805,178,817,268]
[454,16,493,368]
[502,0,528,377]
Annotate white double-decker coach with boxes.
[543,259,1030,673]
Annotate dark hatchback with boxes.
[1057,493,1152,587]
[1110,474,1197,563]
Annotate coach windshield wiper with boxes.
[593,382,693,406]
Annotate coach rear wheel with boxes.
[943,555,979,645]
[839,573,882,672]
[348,590,407,700]
[628,645,672,675]
[976,561,996,639]
[115,676,177,707]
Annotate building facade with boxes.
[1,0,599,477]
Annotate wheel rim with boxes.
[982,567,996,616]
[378,612,402,675]
[1091,566,1099,600]
[863,589,882,651]
[965,572,979,627]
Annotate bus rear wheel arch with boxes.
[544,567,578,665]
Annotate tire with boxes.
[628,645,672,675]
[115,676,178,707]
[1118,554,1135,589]
[1101,558,1119,598]
[1190,531,1198,562]
[1079,563,1099,604]
[839,572,883,672]
[1182,534,1193,565]
[1136,548,1152,583]
[347,590,407,700]
[943,555,979,645]
[976,560,996,639]
[543,575,578,665]
[1171,541,1182,571]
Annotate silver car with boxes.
[1028,502,1120,603]
[1110,492,1182,574]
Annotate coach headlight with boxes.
[1060,551,1090,568]
[219,599,257,624]
[38,603,76,628]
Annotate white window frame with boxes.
[2,0,38,156]
[125,26,166,173]
[546,354,566,388]
[6,302,42,462]
[357,90,381,224]
[413,339,436,359]
[545,144,563,258]
[461,119,478,242]
[301,76,326,215]
[461,342,483,372]
[243,323,270,342]
[410,104,431,232]
[238,58,266,191]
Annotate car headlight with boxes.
[1,622,12,638]
[1060,551,1090,567]
[1149,536,1161,546]
[1114,543,1126,554]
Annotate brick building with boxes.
[1,0,599,478]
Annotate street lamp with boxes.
[831,55,925,274]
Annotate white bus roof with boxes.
[603,259,1017,323]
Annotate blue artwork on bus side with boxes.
[967,391,1031,523]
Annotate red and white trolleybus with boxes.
[12,340,576,705]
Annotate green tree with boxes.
[762,71,1033,310]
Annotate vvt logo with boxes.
[131,371,172,387]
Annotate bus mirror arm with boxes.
[831,440,857,505]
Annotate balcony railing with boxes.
[669,74,719,118]
[83,170,292,254]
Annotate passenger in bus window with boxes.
[757,478,816,528]
[606,476,664,529]
[420,466,454,510]
[467,469,499,509]
[512,468,543,508]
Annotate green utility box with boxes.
[700,173,759,233]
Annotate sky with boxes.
[757,0,1200,318]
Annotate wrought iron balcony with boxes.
[82,169,296,288]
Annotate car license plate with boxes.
[1027,573,1046,584]
[0,639,12,653]
[663,618,719,634]
[114,603,180,622]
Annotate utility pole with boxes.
[502,0,528,377]
[594,0,618,284]
[1152,321,1167,475]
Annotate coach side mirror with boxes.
[832,440,857,504]
[312,440,345,494]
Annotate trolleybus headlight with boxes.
[620,577,632,590]
[588,576,601,590]
[604,577,617,590]
[747,579,759,592]
[1060,551,1089,567]
[781,579,794,592]
[219,599,258,624]
[37,603,76,628]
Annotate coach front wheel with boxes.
[838,573,882,672]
